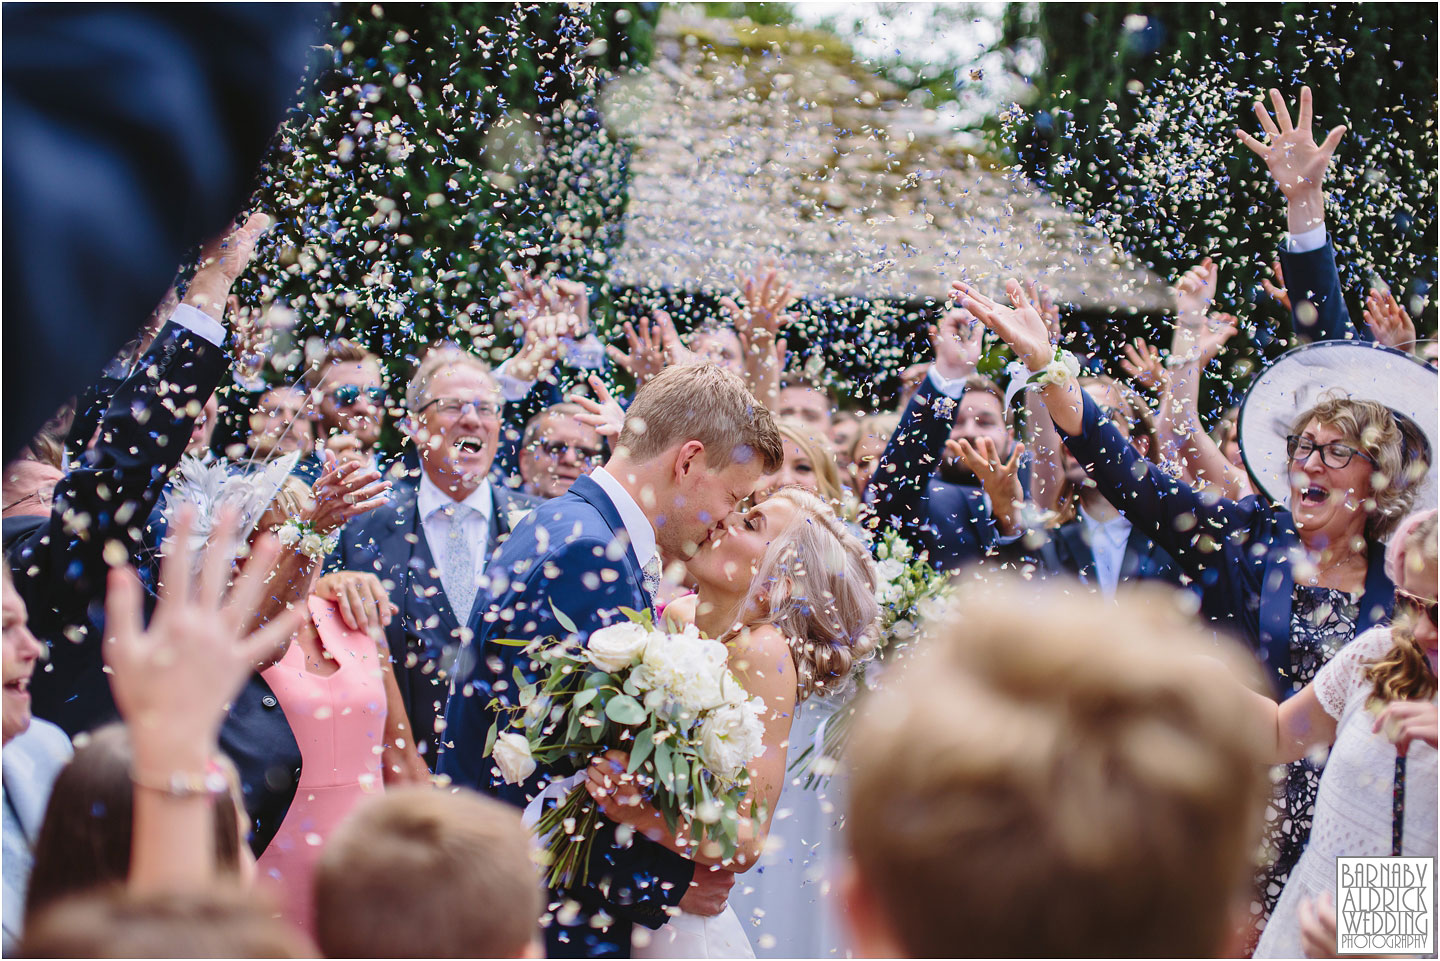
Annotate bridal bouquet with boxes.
[484,607,767,888]
[793,529,951,786]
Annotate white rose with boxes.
[492,732,536,784]
[889,537,913,564]
[877,557,906,585]
[587,622,651,673]
[698,697,766,782]
[276,523,301,547]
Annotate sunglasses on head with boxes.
[330,386,387,408]
[1395,588,1439,628]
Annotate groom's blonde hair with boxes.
[846,579,1267,957]
[617,364,784,473]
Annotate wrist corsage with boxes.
[1027,346,1082,388]
[276,518,339,560]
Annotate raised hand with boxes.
[315,570,398,634]
[1363,287,1418,354]
[1172,257,1219,322]
[105,508,301,767]
[949,437,1025,536]
[1261,260,1292,311]
[308,449,391,535]
[184,212,271,316]
[1119,338,1169,393]
[567,373,625,438]
[1236,86,1346,201]
[929,307,983,381]
[1373,700,1438,756]
[1195,312,1240,367]
[951,279,1052,373]
[607,311,694,386]
[721,263,796,340]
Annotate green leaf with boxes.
[628,726,655,773]
[673,755,691,802]
[483,718,499,758]
[604,694,646,726]
[489,637,531,647]
[550,599,578,635]
[512,665,527,691]
[573,688,597,709]
[618,606,654,630]
[654,738,673,792]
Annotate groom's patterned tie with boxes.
[642,554,663,603]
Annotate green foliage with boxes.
[995,3,1437,351]
[243,2,660,388]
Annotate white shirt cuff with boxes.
[1286,226,1328,254]
[494,364,535,403]
[927,366,968,399]
[169,303,226,347]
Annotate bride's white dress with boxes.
[523,775,756,959]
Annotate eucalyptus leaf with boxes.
[550,599,578,635]
[628,726,655,773]
[604,694,646,726]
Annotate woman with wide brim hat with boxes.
[954,279,1437,941]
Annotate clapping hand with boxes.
[1236,87,1346,203]
[1362,287,1418,354]
[949,437,1025,536]
[567,374,625,439]
[314,570,397,634]
[105,508,302,771]
[307,449,391,536]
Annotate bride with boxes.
[584,485,881,958]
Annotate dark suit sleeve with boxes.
[1279,241,1367,343]
[866,376,992,561]
[11,320,225,733]
[1057,392,1258,589]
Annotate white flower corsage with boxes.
[1027,346,1082,389]
[277,518,338,560]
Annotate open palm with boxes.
[950,279,1052,372]
[1236,87,1345,200]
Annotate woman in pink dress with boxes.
[257,593,390,934]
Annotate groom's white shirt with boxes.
[589,466,659,573]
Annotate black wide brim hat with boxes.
[1238,340,1438,520]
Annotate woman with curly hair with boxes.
[1240,509,1437,957]
[585,486,881,958]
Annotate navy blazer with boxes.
[333,472,539,767]
[867,375,1019,570]
[1060,392,1393,694]
[5,320,302,856]
[1009,515,1189,594]
[440,473,695,957]
[1279,240,1368,344]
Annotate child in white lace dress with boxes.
[1248,510,1438,958]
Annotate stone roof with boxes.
[603,12,1170,312]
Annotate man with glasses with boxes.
[303,339,388,467]
[516,402,606,499]
[325,345,539,768]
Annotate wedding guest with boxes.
[314,788,543,958]
[777,377,833,432]
[843,578,1268,957]
[848,413,898,502]
[2,568,70,954]
[516,402,606,499]
[245,385,316,466]
[755,420,847,509]
[303,339,387,461]
[327,345,540,767]
[830,409,860,472]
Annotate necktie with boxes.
[440,502,477,623]
[642,554,663,602]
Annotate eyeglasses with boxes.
[531,440,605,465]
[329,386,387,408]
[1286,435,1376,470]
[1395,589,1439,628]
[419,397,501,420]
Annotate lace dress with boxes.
[1255,627,1438,957]
[1248,585,1359,947]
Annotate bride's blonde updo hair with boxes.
[745,487,881,701]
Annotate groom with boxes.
[439,363,784,958]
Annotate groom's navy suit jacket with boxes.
[440,473,694,958]
[333,473,538,767]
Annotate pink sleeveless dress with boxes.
[256,596,387,933]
